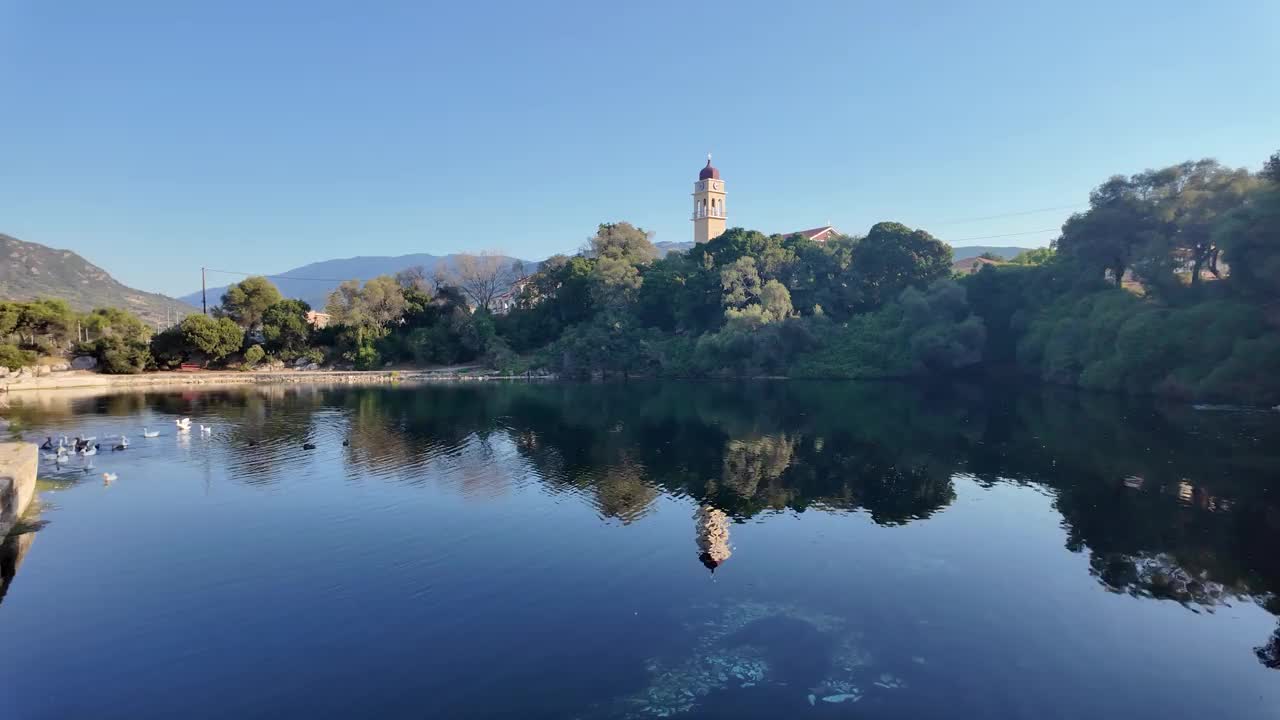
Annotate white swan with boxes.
[176,418,192,430]
[200,425,213,435]
[142,428,160,438]
[80,444,98,456]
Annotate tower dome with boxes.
[699,156,720,180]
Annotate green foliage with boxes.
[220,276,283,330]
[1016,290,1280,403]
[325,275,406,341]
[353,341,381,370]
[261,299,312,359]
[846,222,953,309]
[89,336,152,374]
[176,314,245,364]
[2,298,76,351]
[81,307,151,343]
[243,344,266,367]
[793,280,984,379]
[0,344,36,369]
[1009,247,1055,266]
[148,327,186,369]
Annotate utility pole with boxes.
[201,267,208,315]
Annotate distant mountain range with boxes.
[0,233,196,324]
[181,253,537,311]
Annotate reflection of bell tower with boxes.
[695,505,732,572]
[692,154,726,244]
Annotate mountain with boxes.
[950,245,1038,261]
[1,233,196,324]
[182,253,537,310]
[654,241,696,258]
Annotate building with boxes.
[692,155,727,244]
[305,310,331,329]
[692,156,839,244]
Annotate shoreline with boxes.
[0,367,544,394]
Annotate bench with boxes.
[179,363,202,372]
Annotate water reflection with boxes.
[6,380,1280,685]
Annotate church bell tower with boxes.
[692,154,726,243]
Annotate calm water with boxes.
[2,381,1278,719]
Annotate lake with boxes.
[1,381,1278,719]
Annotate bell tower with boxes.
[692,154,726,244]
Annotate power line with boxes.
[947,228,1060,243]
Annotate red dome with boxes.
[699,157,720,180]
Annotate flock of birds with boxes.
[38,416,341,486]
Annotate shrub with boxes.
[243,344,265,367]
[0,344,36,369]
[90,336,152,374]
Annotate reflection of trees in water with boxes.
[12,380,1280,668]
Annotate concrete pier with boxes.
[0,442,37,539]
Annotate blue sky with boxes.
[2,1,1276,297]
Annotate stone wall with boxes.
[0,443,37,539]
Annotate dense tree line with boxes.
[965,151,1280,404]
[5,150,1276,402]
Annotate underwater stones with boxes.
[874,673,906,690]
[821,692,862,703]
[807,694,816,706]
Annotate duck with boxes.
[247,440,258,447]
[41,449,67,462]
[176,417,192,431]
[342,439,350,447]
[74,436,87,453]
[40,437,53,450]
[102,472,117,485]
[112,436,129,451]
[199,425,213,435]
[80,444,98,456]
[142,428,160,438]
[302,442,317,450]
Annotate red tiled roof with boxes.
[783,225,838,241]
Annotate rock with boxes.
[70,356,98,370]
[35,365,50,377]
[822,693,861,703]
[49,362,71,372]
[294,356,309,367]
[0,367,9,378]
[807,694,815,706]
[304,363,320,371]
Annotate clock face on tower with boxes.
[712,182,720,190]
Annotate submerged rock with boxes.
[822,693,861,703]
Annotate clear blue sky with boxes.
[2,1,1276,297]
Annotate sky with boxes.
[2,1,1277,297]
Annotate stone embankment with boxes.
[0,443,37,539]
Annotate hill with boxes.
[182,253,537,310]
[950,245,1038,261]
[1,233,196,324]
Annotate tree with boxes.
[178,314,244,363]
[13,298,75,349]
[759,280,793,321]
[220,276,283,331]
[1264,150,1280,185]
[261,299,312,358]
[326,276,407,340]
[720,257,762,309]
[91,336,152,374]
[588,222,657,265]
[81,307,151,343]
[1010,247,1055,266]
[846,222,953,309]
[446,252,517,311]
